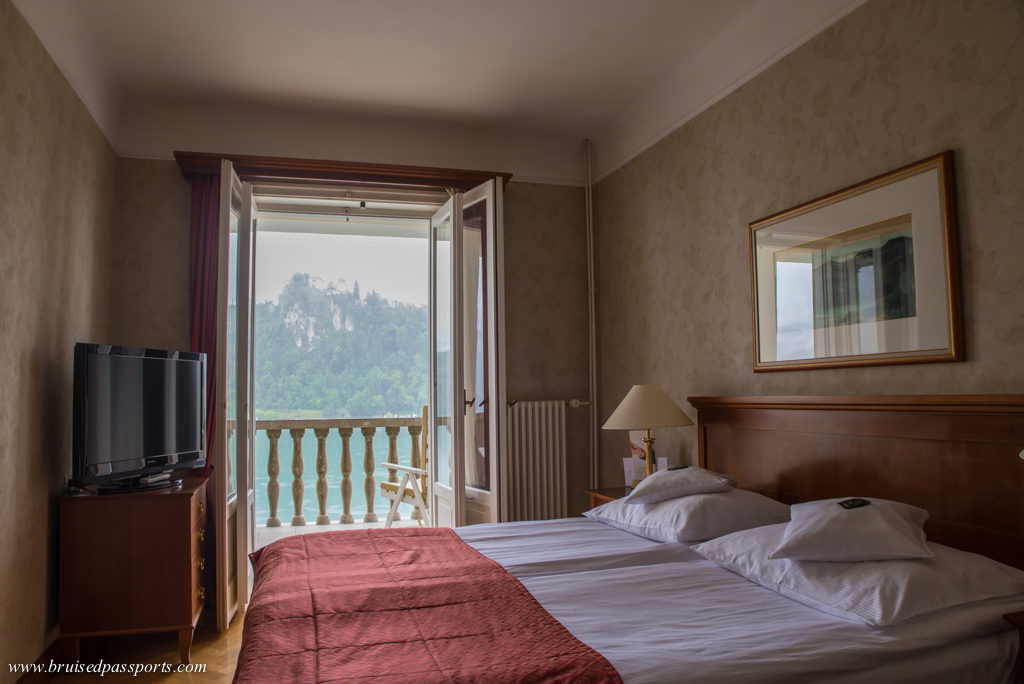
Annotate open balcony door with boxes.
[214,160,257,631]
[430,179,505,527]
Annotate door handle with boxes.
[463,389,475,409]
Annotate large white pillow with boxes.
[584,489,789,543]
[624,466,735,505]
[692,523,1024,626]
[770,497,933,562]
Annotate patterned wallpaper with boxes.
[109,159,191,351]
[594,0,1024,484]
[0,0,118,673]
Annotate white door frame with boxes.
[462,180,504,524]
[214,160,256,630]
[430,194,466,527]
[234,183,257,614]
[429,179,506,526]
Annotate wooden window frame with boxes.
[174,151,511,191]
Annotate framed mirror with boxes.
[749,151,962,372]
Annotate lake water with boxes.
[248,428,417,524]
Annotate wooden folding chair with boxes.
[381,405,430,527]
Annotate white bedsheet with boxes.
[458,517,692,575]
[458,518,1024,683]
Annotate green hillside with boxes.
[252,274,428,419]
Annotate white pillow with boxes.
[624,466,735,505]
[770,497,933,562]
[584,489,789,543]
[692,523,1024,626]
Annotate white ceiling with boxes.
[14,0,865,184]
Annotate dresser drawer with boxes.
[192,583,207,618]
[191,487,207,528]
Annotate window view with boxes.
[773,214,916,361]
[250,213,429,525]
[774,259,814,361]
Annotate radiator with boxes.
[507,400,567,521]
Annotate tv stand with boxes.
[59,475,209,663]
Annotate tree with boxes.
[253,275,428,418]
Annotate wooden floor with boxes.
[41,613,244,683]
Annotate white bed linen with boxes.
[457,517,692,575]
[458,518,1024,683]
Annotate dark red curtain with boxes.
[189,174,220,477]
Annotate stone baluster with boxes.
[385,426,401,521]
[314,428,330,524]
[385,427,400,484]
[265,428,282,527]
[361,426,378,522]
[338,427,354,523]
[289,428,306,526]
[407,424,423,521]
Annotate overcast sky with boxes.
[253,226,429,307]
[775,261,814,360]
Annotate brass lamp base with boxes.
[642,429,655,477]
[631,429,656,488]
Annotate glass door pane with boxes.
[226,209,240,500]
[234,183,257,611]
[216,162,258,624]
[215,159,245,630]
[462,199,488,492]
[435,212,452,491]
[430,197,464,527]
[459,179,501,525]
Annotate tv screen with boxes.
[72,344,206,488]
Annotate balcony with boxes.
[228,416,431,549]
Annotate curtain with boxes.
[189,174,220,476]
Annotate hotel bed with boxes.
[234,395,1024,683]
[461,518,1023,683]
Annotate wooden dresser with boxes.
[59,475,209,663]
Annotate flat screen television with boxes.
[72,344,207,491]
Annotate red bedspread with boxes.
[235,527,622,683]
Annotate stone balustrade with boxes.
[253,417,423,527]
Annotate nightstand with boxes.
[585,486,631,509]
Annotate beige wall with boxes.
[109,159,191,351]
[594,0,1024,484]
[0,0,118,675]
[503,181,590,514]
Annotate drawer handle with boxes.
[198,586,206,601]
[198,500,205,515]
[198,557,206,571]
[197,528,205,542]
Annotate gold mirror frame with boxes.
[749,151,962,372]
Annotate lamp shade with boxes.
[602,384,693,430]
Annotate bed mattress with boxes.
[458,518,1024,683]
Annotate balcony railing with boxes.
[227,417,424,527]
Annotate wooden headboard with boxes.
[687,395,1024,570]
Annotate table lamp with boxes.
[602,384,693,484]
